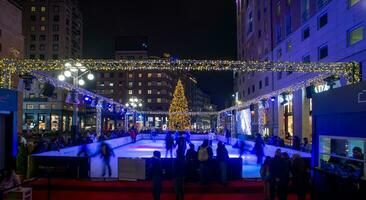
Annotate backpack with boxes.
[198,147,209,161]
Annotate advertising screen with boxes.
[236,109,251,135]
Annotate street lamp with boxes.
[57,62,94,141]
[125,97,143,109]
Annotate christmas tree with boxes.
[168,79,191,131]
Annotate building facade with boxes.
[236,0,366,142]
[0,0,24,131]
[22,0,83,132]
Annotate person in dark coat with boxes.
[216,141,229,185]
[175,132,187,159]
[269,149,289,200]
[185,143,198,181]
[291,154,308,200]
[173,153,186,200]
[150,151,163,200]
[254,134,265,164]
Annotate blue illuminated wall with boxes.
[312,82,366,168]
[0,89,18,169]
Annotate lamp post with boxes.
[58,62,94,141]
[270,96,276,136]
[125,97,143,129]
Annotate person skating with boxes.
[165,132,174,158]
[175,132,187,159]
[93,141,115,177]
[253,134,265,164]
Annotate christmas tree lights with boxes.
[168,79,191,131]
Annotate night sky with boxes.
[80,0,237,109]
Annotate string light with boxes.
[0,58,358,74]
[219,73,333,114]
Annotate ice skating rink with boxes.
[35,138,311,179]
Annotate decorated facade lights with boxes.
[0,59,359,81]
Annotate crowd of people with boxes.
[150,136,230,200]
[266,135,311,152]
[260,149,309,200]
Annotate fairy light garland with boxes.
[0,59,358,74]
[219,73,333,114]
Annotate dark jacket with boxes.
[269,156,289,185]
[186,149,197,162]
[216,146,229,162]
[150,157,162,178]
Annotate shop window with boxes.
[319,136,365,179]
[51,114,59,131]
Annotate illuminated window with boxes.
[41,16,46,21]
[26,104,34,109]
[40,26,46,31]
[157,98,162,103]
[39,104,46,109]
[109,82,114,86]
[348,26,364,46]
[349,0,360,7]
[148,90,152,94]
[157,82,162,86]
[157,73,162,78]
[31,6,36,12]
[138,73,142,78]
[138,82,142,86]
[128,73,133,78]
[148,73,152,78]
[138,90,142,94]
[148,82,152,86]
[128,82,133,87]
[128,90,133,95]
[41,6,46,12]
[147,98,152,103]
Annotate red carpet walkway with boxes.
[26,179,310,200]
